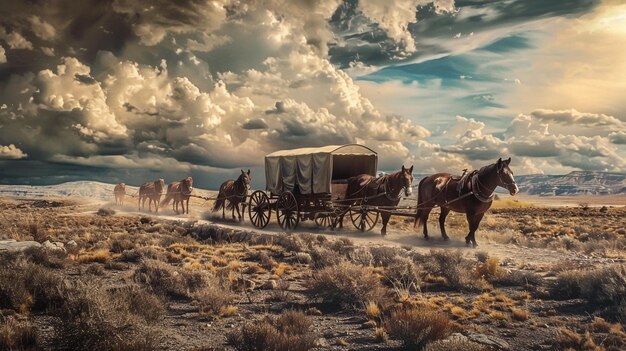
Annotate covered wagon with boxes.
[247,144,379,230]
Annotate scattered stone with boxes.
[261,279,278,290]
[466,332,510,350]
[315,338,329,347]
[42,240,66,253]
[0,239,42,252]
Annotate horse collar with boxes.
[471,172,494,203]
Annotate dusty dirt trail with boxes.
[72,195,611,271]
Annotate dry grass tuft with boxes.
[78,249,111,264]
[552,264,626,321]
[307,261,385,309]
[227,310,315,351]
[385,305,451,349]
[428,250,485,292]
[0,316,39,351]
[511,307,529,321]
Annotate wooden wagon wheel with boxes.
[314,213,334,228]
[349,206,379,232]
[276,191,299,231]
[248,190,271,229]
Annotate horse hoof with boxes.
[442,236,449,241]
[472,242,478,248]
[423,236,429,241]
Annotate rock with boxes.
[315,338,329,347]
[261,280,278,290]
[0,240,42,252]
[67,240,77,247]
[466,332,510,350]
[43,240,66,253]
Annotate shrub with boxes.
[109,238,134,253]
[134,259,187,298]
[428,250,484,292]
[227,310,315,351]
[55,280,161,351]
[307,261,385,309]
[552,265,626,321]
[0,316,39,351]
[22,246,67,268]
[349,247,374,266]
[475,257,502,280]
[192,279,236,316]
[134,259,232,309]
[310,246,345,269]
[385,306,451,349]
[369,246,405,267]
[0,259,64,313]
[383,256,422,293]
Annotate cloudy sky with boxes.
[0,0,625,188]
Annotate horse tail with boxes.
[212,190,225,212]
[160,192,174,207]
[414,177,428,228]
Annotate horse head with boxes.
[400,165,414,197]
[240,169,251,193]
[496,158,518,195]
[182,177,193,194]
[156,179,165,194]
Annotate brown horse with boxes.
[341,165,414,236]
[138,179,165,213]
[161,177,194,214]
[414,158,518,247]
[113,183,126,205]
[213,170,251,221]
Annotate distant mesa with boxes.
[514,171,626,196]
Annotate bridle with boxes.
[382,173,411,201]
[234,175,249,198]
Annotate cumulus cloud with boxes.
[0,144,27,159]
[609,131,626,145]
[359,0,455,52]
[0,27,32,50]
[28,16,56,41]
[443,111,626,173]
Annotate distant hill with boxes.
[515,171,626,196]
[0,181,215,200]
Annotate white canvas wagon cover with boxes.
[265,144,377,195]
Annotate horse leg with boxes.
[186,197,190,214]
[222,202,225,219]
[439,207,450,241]
[422,208,432,240]
[380,212,391,236]
[155,197,159,213]
[231,202,236,220]
[138,197,142,211]
[469,213,484,247]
